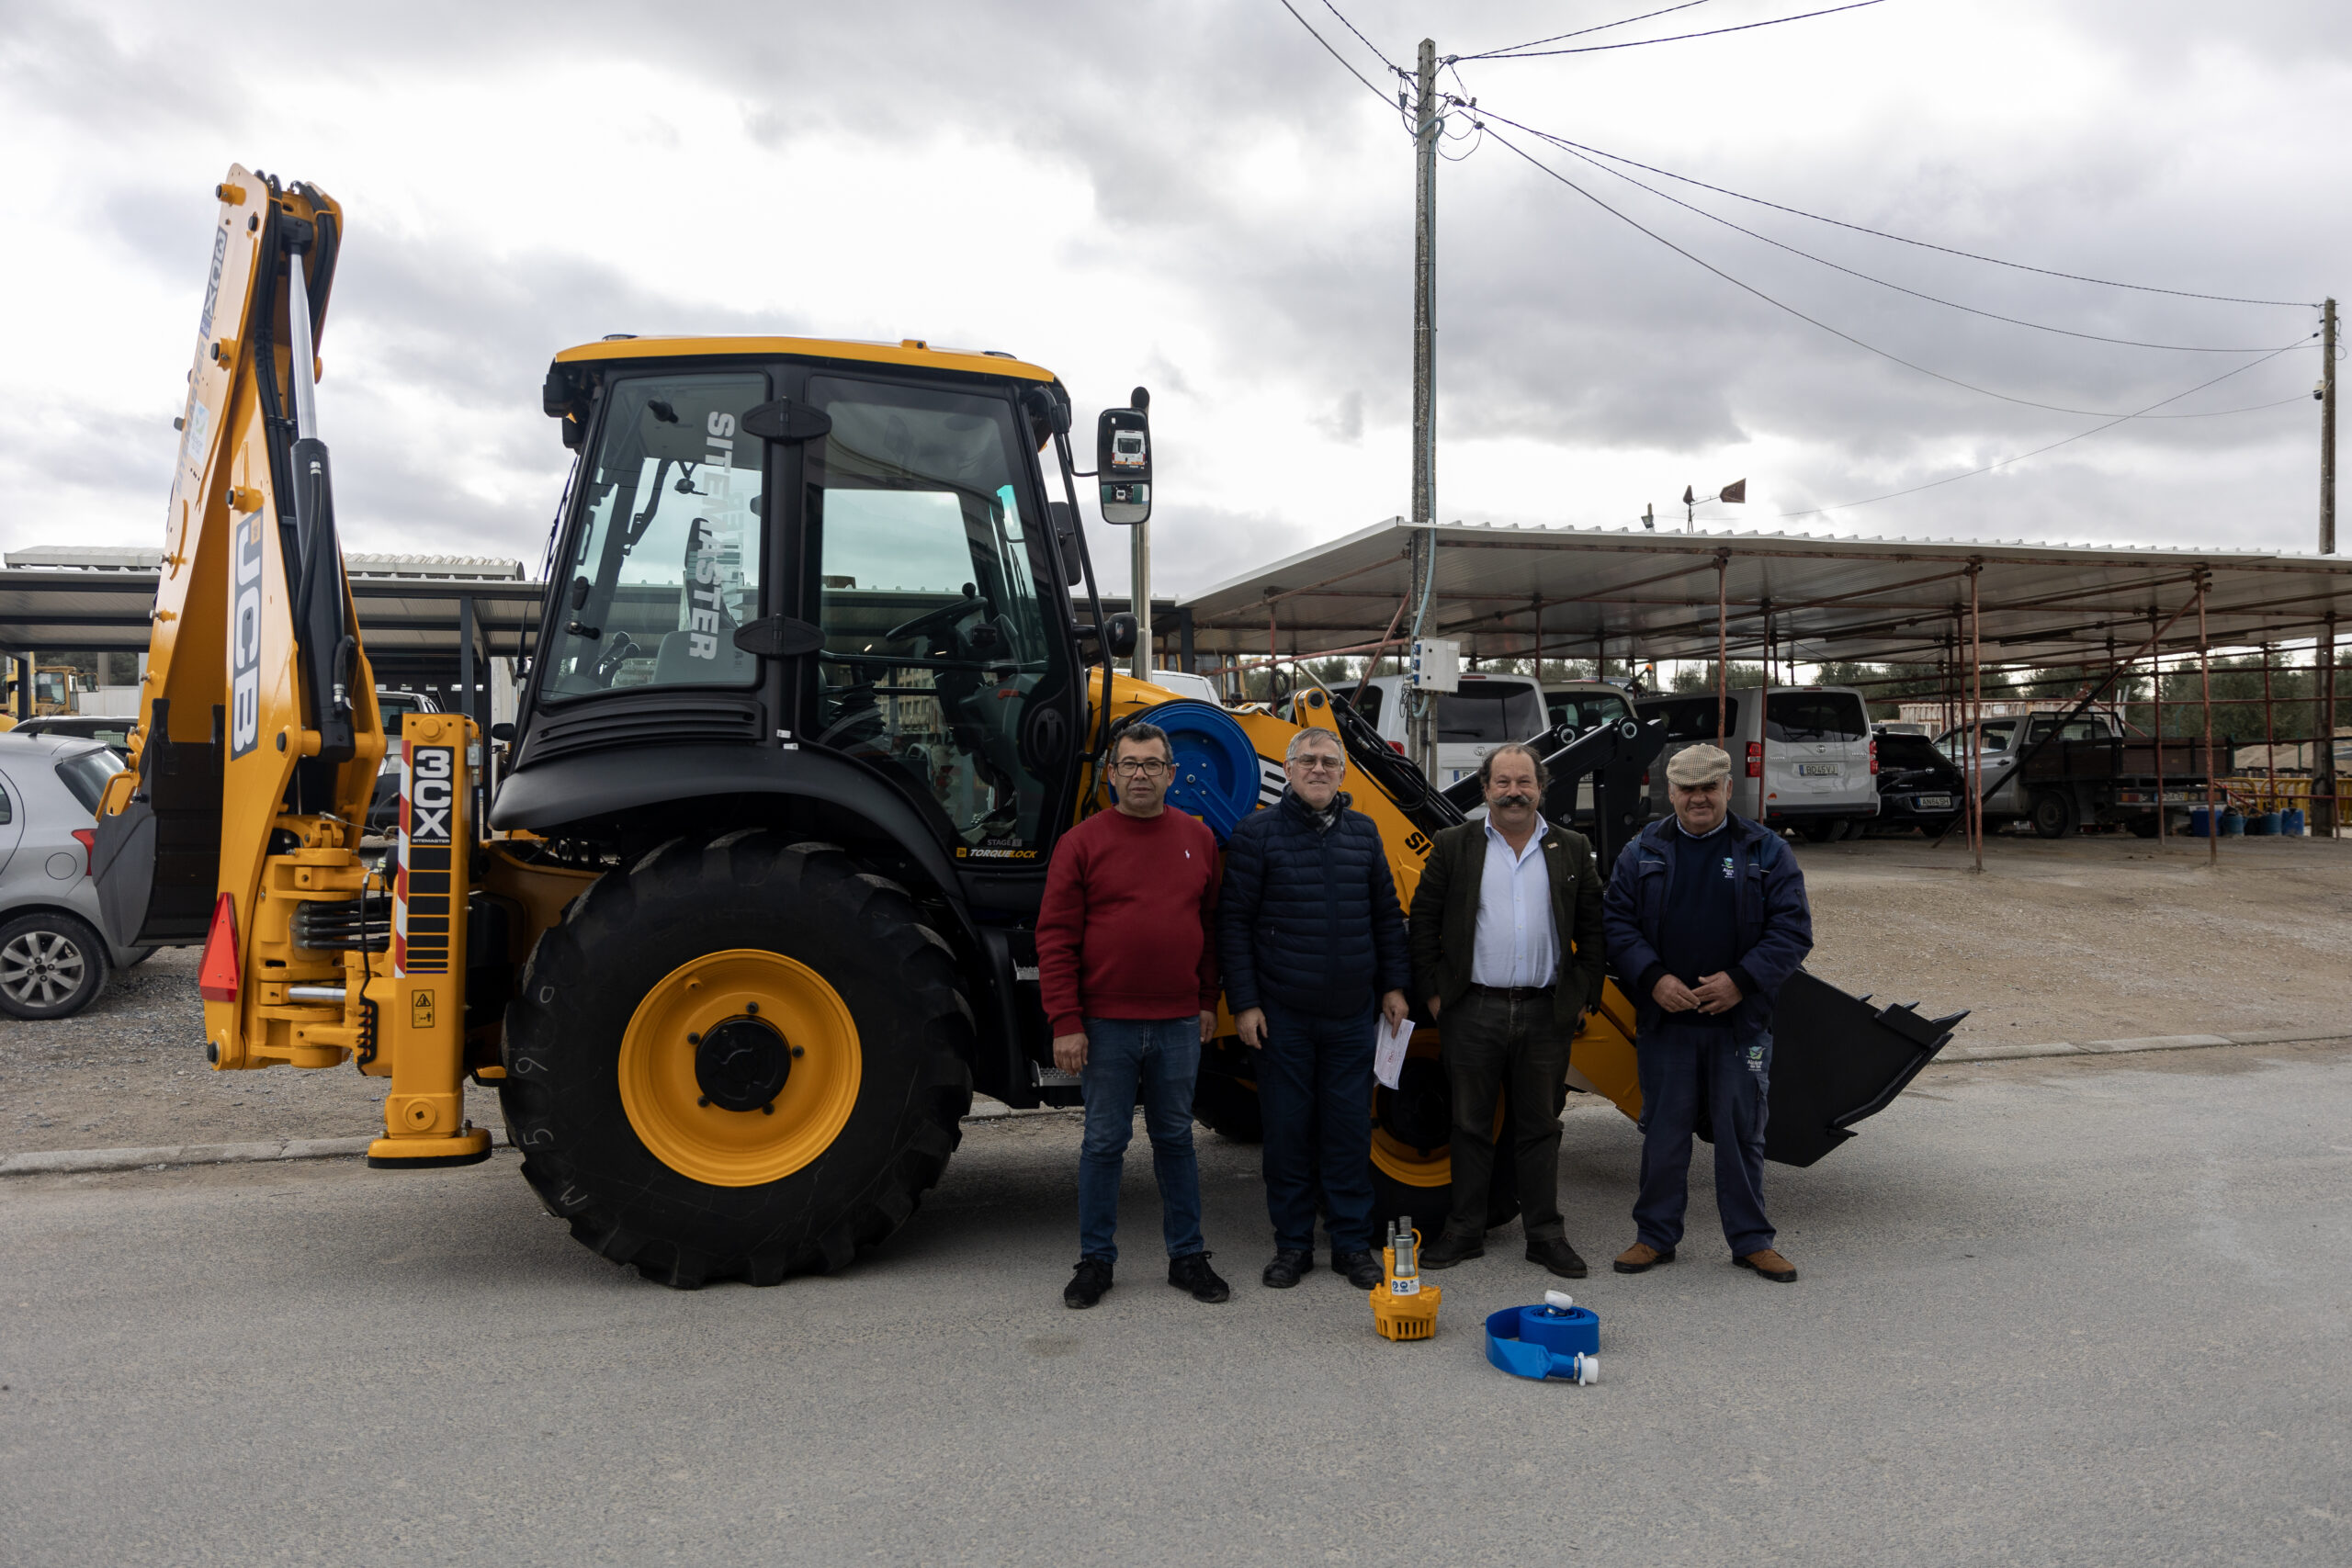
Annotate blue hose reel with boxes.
[1129,699,1269,843]
[1486,1293,1600,1384]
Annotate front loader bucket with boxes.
[1756,969,1965,1167]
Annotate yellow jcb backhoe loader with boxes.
[94,168,1961,1286]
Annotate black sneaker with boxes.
[1063,1258,1114,1309]
[1419,1229,1486,1269]
[1526,1235,1589,1280]
[1169,1251,1231,1303]
[1332,1249,1385,1290]
[1261,1248,1313,1289]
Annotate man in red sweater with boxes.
[1037,723,1230,1310]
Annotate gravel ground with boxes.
[4,832,2346,1157]
[1802,830,2352,1044]
[0,948,501,1155]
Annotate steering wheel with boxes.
[885,595,988,648]
[594,631,641,684]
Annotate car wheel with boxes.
[0,911,112,1020]
[2029,789,2078,840]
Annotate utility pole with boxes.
[1411,38,1438,534]
[1406,37,1442,781]
[2323,297,2337,555]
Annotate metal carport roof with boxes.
[1178,518,2352,673]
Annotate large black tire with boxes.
[0,909,111,1020]
[499,832,974,1289]
[1367,1058,1522,1241]
[1191,1063,1265,1143]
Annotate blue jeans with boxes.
[1078,1017,1205,1265]
[1633,1021,1774,1256]
[1255,998,1378,1254]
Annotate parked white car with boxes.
[1347,672,1549,787]
[1635,685,1880,840]
[1142,669,1222,705]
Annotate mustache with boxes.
[1491,793,1537,808]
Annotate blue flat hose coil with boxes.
[1133,699,1265,844]
[1485,1304,1601,1383]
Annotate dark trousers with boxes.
[1440,986,1570,1242]
[1634,1021,1774,1257]
[1255,997,1377,1254]
[1077,1017,1205,1265]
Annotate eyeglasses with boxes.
[1112,758,1171,777]
[1289,756,1344,773]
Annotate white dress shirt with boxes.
[1471,818,1557,988]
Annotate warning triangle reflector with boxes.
[198,893,240,1002]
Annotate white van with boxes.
[1347,672,1549,788]
[1634,685,1880,840]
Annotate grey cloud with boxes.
[3,0,2344,567]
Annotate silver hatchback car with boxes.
[0,731,148,1018]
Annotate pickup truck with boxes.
[1934,710,2222,838]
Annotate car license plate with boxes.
[1915,794,1953,809]
[1795,762,1842,776]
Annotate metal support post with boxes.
[2314,615,2333,841]
[2153,635,2168,844]
[1968,566,1984,873]
[1758,602,1773,828]
[1129,521,1152,682]
[2320,617,2340,834]
[1715,554,1729,748]
[2199,575,2217,866]
[1179,606,1195,674]
[2324,297,2337,555]
[2262,642,2276,811]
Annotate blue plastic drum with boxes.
[1132,699,1269,844]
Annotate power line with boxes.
[1544,133,2318,309]
[1273,0,1397,109]
[1472,106,2298,354]
[1467,0,1891,60]
[1319,0,1402,77]
[1479,122,2319,418]
[1772,342,2312,519]
[1465,1,1719,62]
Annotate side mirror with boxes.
[1096,387,1151,525]
[1102,612,1139,660]
[491,722,515,743]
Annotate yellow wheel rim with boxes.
[1369,1035,1501,1188]
[618,949,862,1188]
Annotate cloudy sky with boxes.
[2,0,2344,597]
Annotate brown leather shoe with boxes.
[1612,1243,1675,1274]
[1736,1247,1798,1283]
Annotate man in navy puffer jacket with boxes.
[1601,743,1814,1284]
[1219,726,1411,1291]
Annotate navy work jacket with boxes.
[1600,814,1814,1043]
[1218,788,1411,1019]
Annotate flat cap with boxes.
[1666,743,1732,786]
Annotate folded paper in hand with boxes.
[1374,1014,1415,1089]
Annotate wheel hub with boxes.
[695,1014,792,1111]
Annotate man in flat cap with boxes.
[1600,742,1814,1282]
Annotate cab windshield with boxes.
[546,373,768,699]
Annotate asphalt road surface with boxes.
[4,1042,2347,1567]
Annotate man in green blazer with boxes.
[1406,741,1608,1278]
